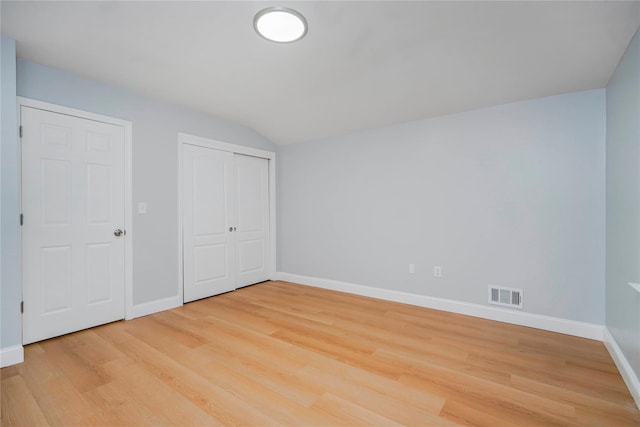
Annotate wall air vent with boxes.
[488,286,523,309]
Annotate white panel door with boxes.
[235,154,270,288]
[22,106,126,344]
[182,144,235,302]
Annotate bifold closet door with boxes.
[183,144,270,303]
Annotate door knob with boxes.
[228,227,237,232]
[114,229,125,237]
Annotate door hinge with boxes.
[19,125,22,138]
[20,301,24,314]
[20,213,23,226]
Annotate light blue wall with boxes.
[1,36,20,350]
[606,29,640,381]
[14,60,277,310]
[278,89,606,324]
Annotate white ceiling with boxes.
[2,1,639,145]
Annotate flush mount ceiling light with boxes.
[254,7,307,43]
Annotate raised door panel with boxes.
[40,245,72,314]
[192,156,227,237]
[86,163,111,224]
[41,159,72,224]
[86,243,112,305]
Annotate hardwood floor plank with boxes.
[190,319,332,408]
[300,351,447,414]
[81,358,218,426]
[38,335,113,394]
[199,315,313,371]
[271,325,406,379]
[403,374,578,427]
[439,398,526,427]
[510,374,640,419]
[126,334,282,425]
[299,365,449,425]
[12,343,98,426]
[574,404,640,427]
[312,392,408,426]
[0,375,49,427]
[2,281,638,426]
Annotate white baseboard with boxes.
[127,295,182,320]
[603,328,640,409]
[0,345,24,367]
[276,272,603,341]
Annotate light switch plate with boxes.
[138,202,147,214]
[434,266,442,278]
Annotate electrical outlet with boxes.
[434,266,442,278]
[409,264,415,274]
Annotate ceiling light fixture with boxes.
[254,7,307,43]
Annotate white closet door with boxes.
[183,144,235,302]
[22,106,126,344]
[235,154,270,288]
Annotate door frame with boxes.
[17,97,134,327]
[177,133,276,302]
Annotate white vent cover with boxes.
[488,286,523,309]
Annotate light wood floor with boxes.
[1,281,638,426]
